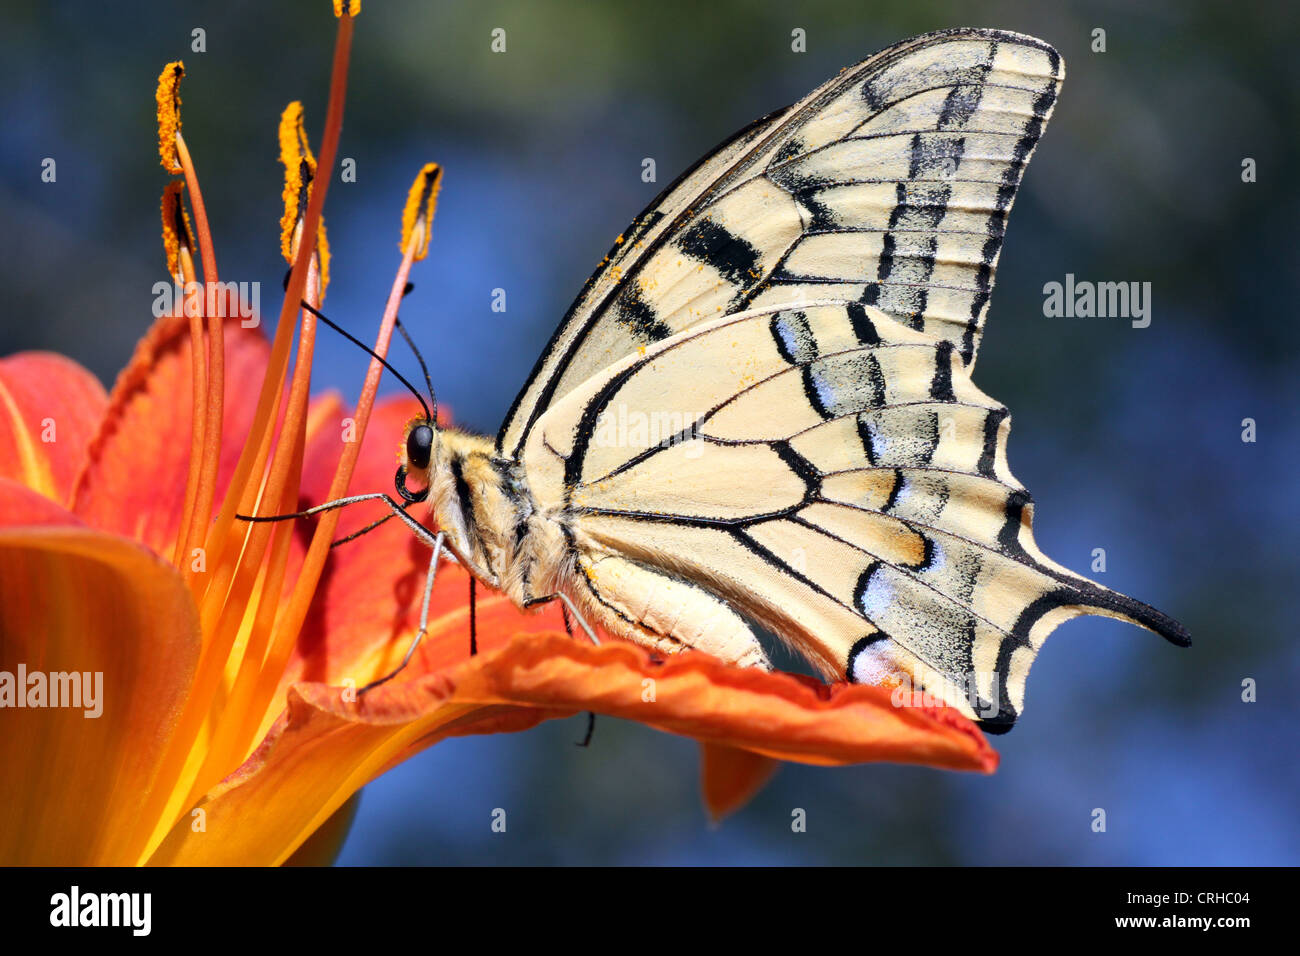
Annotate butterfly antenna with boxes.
[298,299,432,424]
[396,281,438,421]
[281,268,433,423]
[395,316,438,424]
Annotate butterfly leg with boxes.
[576,711,596,748]
[522,591,601,645]
[359,531,446,694]
[574,554,771,669]
[239,492,440,549]
[469,576,477,656]
[558,605,599,747]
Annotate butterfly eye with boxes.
[405,423,434,472]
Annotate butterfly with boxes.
[303,27,1189,733]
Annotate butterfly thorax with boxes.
[420,427,569,607]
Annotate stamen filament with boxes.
[172,245,206,566]
[173,130,225,588]
[186,255,321,801]
[161,182,209,566]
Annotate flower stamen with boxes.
[172,130,225,589]
[400,162,442,261]
[154,61,225,580]
[137,10,356,861]
[278,102,331,294]
[155,62,184,174]
[160,182,209,567]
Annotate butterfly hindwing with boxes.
[521,303,1189,730]
[498,28,1064,460]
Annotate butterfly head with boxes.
[393,417,507,590]
[395,416,439,504]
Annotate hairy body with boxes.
[415,425,772,671]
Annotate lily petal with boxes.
[147,631,993,864]
[0,525,201,864]
[283,792,361,867]
[431,635,999,771]
[72,314,270,557]
[699,742,781,822]
[0,352,107,504]
[146,683,562,865]
[0,478,86,529]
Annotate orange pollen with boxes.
[155,61,184,173]
[160,181,194,281]
[278,102,331,293]
[400,162,442,261]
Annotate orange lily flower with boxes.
[0,3,996,867]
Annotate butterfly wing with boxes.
[498,27,1063,460]
[521,303,1189,731]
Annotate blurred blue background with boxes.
[2,0,1296,864]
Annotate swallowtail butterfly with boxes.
[385,28,1189,732]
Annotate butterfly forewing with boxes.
[498,28,1064,461]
